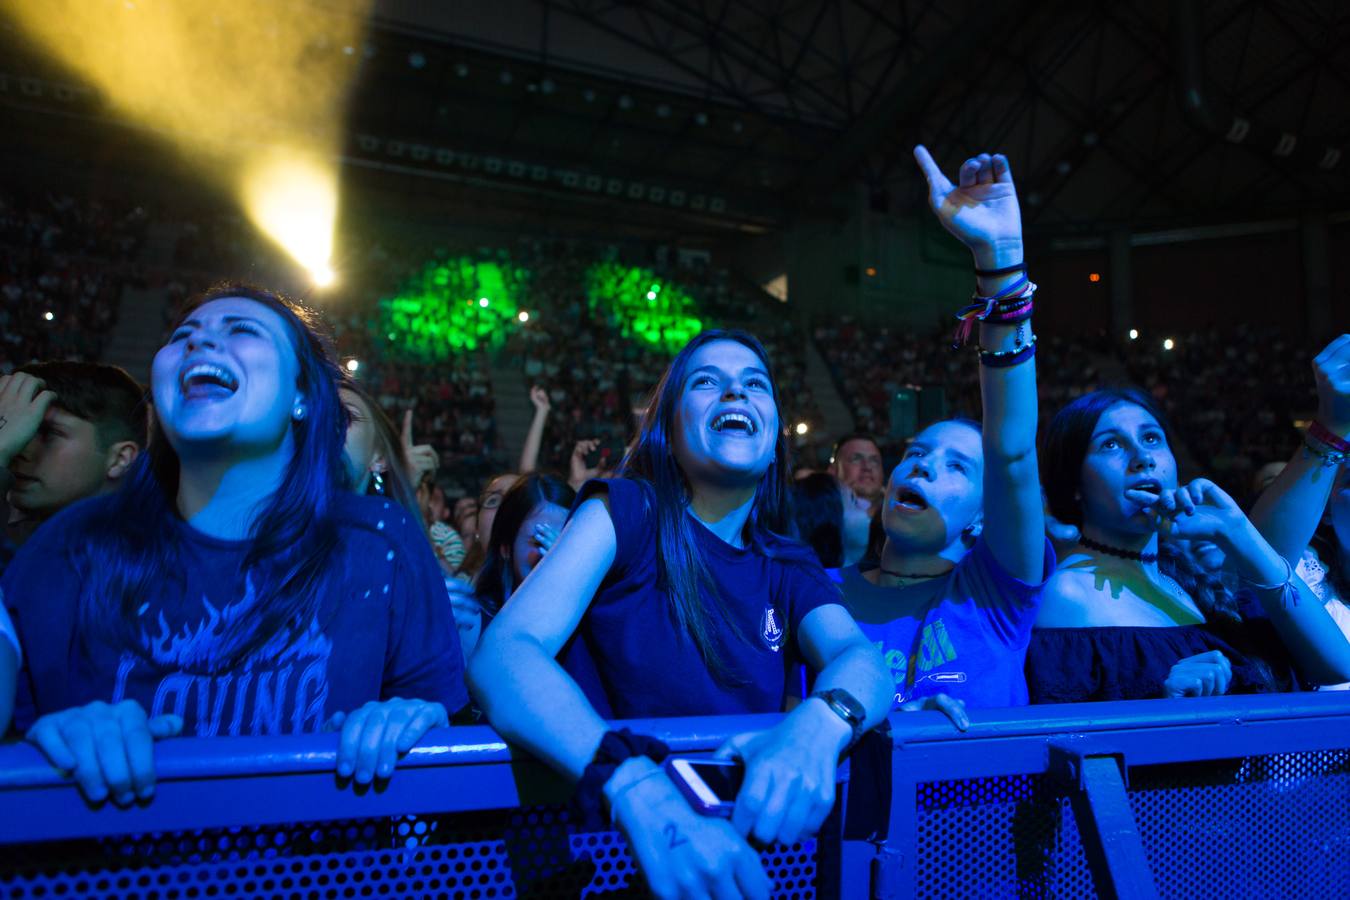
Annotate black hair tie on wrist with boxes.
[974,262,1027,277]
[572,728,672,829]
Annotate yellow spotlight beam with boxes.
[6,0,372,286]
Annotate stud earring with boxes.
[293,405,306,421]
[372,470,385,495]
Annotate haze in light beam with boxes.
[5,0,371,283]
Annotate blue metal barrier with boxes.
[2,696,1350,898]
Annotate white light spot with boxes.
[1128,329,1139,340]
[377,520,385,530]
[478,297,490,308]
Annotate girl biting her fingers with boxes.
[1030,387,1350,702]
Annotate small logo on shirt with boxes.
[760,606,786,653]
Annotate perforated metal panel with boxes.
[1129,750,1350,900]
[0,806,817,899]
[915,774,1095,899]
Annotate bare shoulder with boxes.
[1035,565,1100,627]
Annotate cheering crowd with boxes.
[1,146,1348,900]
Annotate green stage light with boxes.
[377,256,525,361]
[585,262,702,354]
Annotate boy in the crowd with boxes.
[0,362,146,569]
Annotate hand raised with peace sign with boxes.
[401,407,439,483]
[912,145,1024,269]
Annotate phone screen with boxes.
[688,761,744,802]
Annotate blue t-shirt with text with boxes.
[2,492,467,735]
[839,537,1054,709]
[561,478,838,719]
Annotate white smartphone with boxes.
[665,758,744,817]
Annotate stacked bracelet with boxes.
[572,728,672,829]
[978,335,1037,368]
[953,279,1037,347]
[1304,421,1350,468]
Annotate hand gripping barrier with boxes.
[2,695,1350,898]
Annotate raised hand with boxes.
[569,439,603,489]
[26,700,183,806]
[912,145,1024,269]
[608,758,771,900]
[327,697,449,786]
[401,407,439,482]
[0,372,57,469]
[529,385,551,415]
[1163,650,1233,698]
[1313,334,1350,435]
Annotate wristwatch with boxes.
[809,688,866,745]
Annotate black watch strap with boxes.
[810,688,866,745]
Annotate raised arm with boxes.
[914,146,1045,582]
[518,385,550,475]
[1145,478,1350,685]
[1248,334,1350,563]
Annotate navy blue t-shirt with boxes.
[560,478,838,718]
[2,492,467,735]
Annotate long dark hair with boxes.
[77,283,348,673]
[619,329,811,680]
[474,473,576,617]
[791,473,844,568]
[1042,388,1237,623]
[341,381,420,524]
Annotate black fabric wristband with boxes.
[572,729,672,829]
[974,261,1026,277]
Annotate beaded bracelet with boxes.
[978,335,1037,367]
[985,298,1034,325]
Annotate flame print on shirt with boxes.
[111,578,334,737]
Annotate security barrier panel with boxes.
[2,696,1350,898]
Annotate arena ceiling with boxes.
[3,0,1350,237]
[360,0,1350,234]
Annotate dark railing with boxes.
[3,696,1350,898]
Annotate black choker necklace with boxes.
[1079,535,1157,564]
[879,566,954,581]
